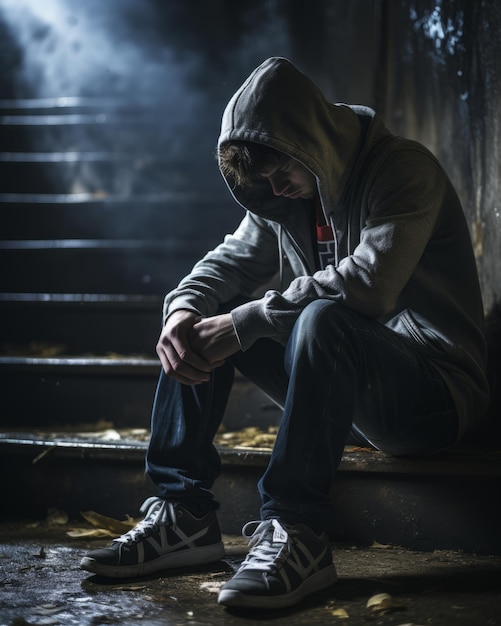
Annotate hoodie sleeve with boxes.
[163,210,280,324]
[231,147,448,350]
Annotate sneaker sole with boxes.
[218,563,338,609]
[80,542,225,578]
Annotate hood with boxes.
[218,57,363,220]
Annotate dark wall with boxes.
[382,0,501,314]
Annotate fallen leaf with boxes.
[200,581,223,593]
[367,592,405,612]
[216,426,278,449]
[79,511,140,535]
[92,429,121,441]
[331,607,350,618]
[66,528,115,538]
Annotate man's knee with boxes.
[293,299,360,340]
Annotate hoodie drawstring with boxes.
[328,214,340,267]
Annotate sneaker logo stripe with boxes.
[286,541,327,579]
[146,526,209,555]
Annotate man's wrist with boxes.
[164,308,199,325]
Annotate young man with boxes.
[81,57,489,610]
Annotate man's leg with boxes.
[146,361,234,515]
[218,299,458,609]
[80,361,235,577]
[258,299,459,531]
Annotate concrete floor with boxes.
[1,521,501,626]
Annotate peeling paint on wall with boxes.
[384,0,501,313]
[410,0,465,60]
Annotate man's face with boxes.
[259,154,317,200]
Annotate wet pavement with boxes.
[1,521,501,626]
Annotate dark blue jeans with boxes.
[146,300,458,532]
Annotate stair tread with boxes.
[1,429,499,475]
[0,238,204,250]
[0,96,144,109]
[0,191,221,204]
[0,292,162,306]
[0,355,158,372]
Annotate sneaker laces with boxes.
[114,497,177,545]
[238,519,296,573]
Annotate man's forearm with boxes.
[189,313,241,365]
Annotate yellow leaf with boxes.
[80,510,139,534]
[66,528,115,538]
[367,592,405,612]
[331,607,350,618]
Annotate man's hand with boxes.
[189,313,240,366]
[156,310,214,385]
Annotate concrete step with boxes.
[0,293,161,355]
[0,240,205,293]
[1,430,499,555]
[1,195,237,240]
[0,356,159,427]
[0,109,164,153]
[0,154,174,195]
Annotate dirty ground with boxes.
[0,520,500,626]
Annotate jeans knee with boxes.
[293,299,353,341]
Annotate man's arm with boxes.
[162,211,279,324]
[156,309,214,385]
[188,313,241,366]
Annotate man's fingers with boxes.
[162,332,213,372]
[156,309,226,384]
[156,342,211,384]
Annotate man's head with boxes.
[219,141,317,200]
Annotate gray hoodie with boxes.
[164,57,489,437]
